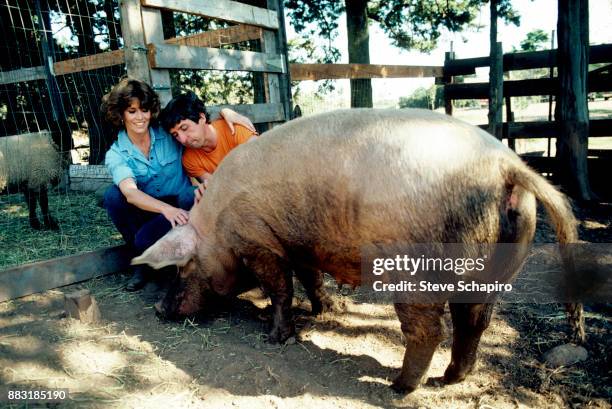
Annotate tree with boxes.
[398,85,444,110]
[519,29,549,51]
[285,0,520,108]
[555,0,594,201]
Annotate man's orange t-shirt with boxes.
[182,119,255,178]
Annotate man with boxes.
[159,92,258,202]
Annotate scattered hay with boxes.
[0,190,122,269]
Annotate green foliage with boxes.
[284,0,521,57]
[284,0,521,101]
[284,0,343,63]
[398,85,444,110]
[507,29,554,109]
[519,29,550,51]
[287,36,338,97]
[398,84,480,110]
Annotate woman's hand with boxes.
[220,108,257,135]
[161,205,190,228]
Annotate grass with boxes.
[0,190,123,269]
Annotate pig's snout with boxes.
[154,297,181,321]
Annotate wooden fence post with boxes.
[141,7,173,106]
[444,51,455,116]
[505,95,515,150]
[488,41,503,139]
[119,0,151,83]
[261,0,291,128]
[273,0,293,121]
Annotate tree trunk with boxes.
[555,0,594,201]
[345,0,372,108]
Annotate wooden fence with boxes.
[439,43,612,172]
[0,0,292,128]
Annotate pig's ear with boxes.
[131,224,198,269]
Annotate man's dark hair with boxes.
[159,91,210,132]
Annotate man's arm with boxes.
[118,178,189,227]
[220,108,257,135]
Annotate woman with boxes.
[101,78,255,291]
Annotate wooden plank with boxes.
[520,156,557,173]
[588,149,612,157]
[141,7,173,106]
[477,118,612,139]
[445,72,612,99]
[0,66,46,85]
[142,0,279,30]
[208,103,284,124]
[165,25,263,48]
[120,0,151,82]
[447,79,554,99]
[49,25,264,78]
[589,118,612,137]
[147,43,284,73]
[444,43,612,76]
[520,156,610,174]
[53,50,125,76]
[0,245,132,302]
[262,28,281,107]
[290,63,443,81]
[269,0,293,123]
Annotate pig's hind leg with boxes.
[392,303,446,393]
[443,303,494,384]
[247,251,295,343]
[294,268,334,315]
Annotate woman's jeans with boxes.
[103,185,195,255]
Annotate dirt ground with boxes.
[1,205,611,408]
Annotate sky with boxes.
[286,0,612,102]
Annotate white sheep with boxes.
[0,131,62,230]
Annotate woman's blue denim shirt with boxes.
[105,126,192,198]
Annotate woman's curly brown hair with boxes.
[100,78,160,128]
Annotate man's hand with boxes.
[220,108,257,135]
[194,172,212,206]
[194,183,205,206]
[161,206,190,228]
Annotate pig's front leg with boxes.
[247,251,295,343]
[294,267,334,315]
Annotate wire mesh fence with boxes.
[0,0,127,269]
[0,0,286,269]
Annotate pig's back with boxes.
[196,109,519,246]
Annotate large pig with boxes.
[133,109,583,393]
